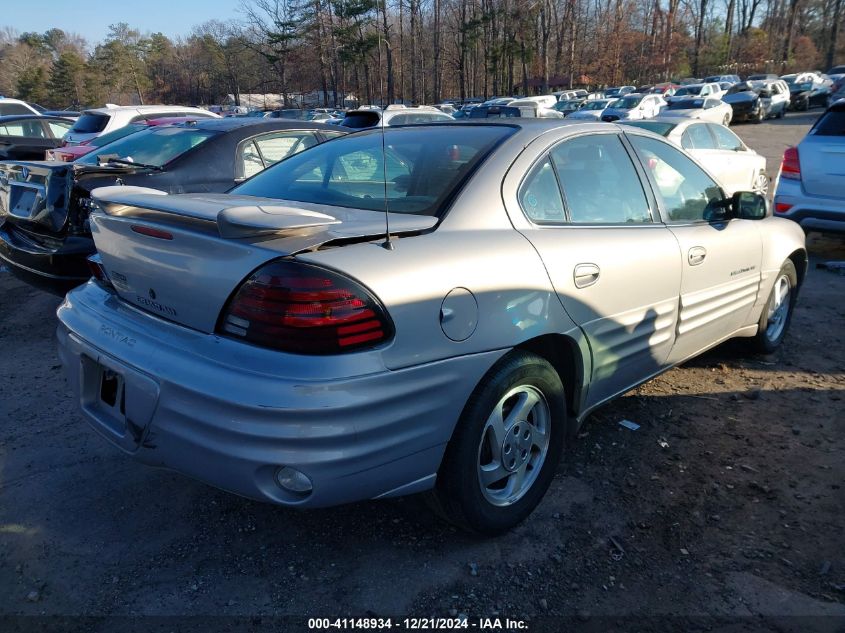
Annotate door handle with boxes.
[688,246,707,266]
[574,263,600,288]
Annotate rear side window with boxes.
[549,134,651,224]
[519,158,566,222]
[340,112,381,128]
[0,120,47,137]
[811,110,845,136]
[71,113,110,133]
[708,124,744,150]
[681,124,715,150]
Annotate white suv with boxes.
[63,105,218,145]
[0,98,41,116]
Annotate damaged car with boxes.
[0,118,345,294]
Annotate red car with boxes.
[45,117,202,162]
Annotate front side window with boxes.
[549,134,652,224]
[681,123,715,150]
[628,134,724,223]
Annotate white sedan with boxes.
[622,117,768,195]
[660,98,734,126]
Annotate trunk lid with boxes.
[89,188,436,333]
[0,161,147,236]
[799,114,845,199]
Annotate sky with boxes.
[2,0,243,45]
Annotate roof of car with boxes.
[168,118,343,132]
[0,114,73,123]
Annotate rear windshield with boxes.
[582,100,613,110]
[231,125,515,217]
[621,121,675,136]
[674,86,702,96]
[668,99,704,109]
[616,96,643,109]
[90,123,147,148]
[71,113,110,134]
[810,110,845,136]
[469,106,520,118]
[340,112,381,128]
[77,126,217,168]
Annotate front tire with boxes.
[723,114,731,126]
[427,350,567,535]
[750,261,798,354]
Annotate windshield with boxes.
[77,126,217,168]
[674,86,704,96]
[810,110,845,136]
[792,82,813,91]
[583,100,612,110]
[616,96,643,109]
[71,113,110,134]
[668,99,704,109]
[231,125,515,217]
[621,121,676,136]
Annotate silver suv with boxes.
[773,100,845,233]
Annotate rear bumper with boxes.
[774,178,845,234]
[56,282,503,507]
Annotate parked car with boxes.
[0,97,41,116]
[468,105,521,118]
[781,72,824,85]
[600,93,665,121]
[722,81,785,122]
[45,117,206,162]
[704,74,741,85]
[0,119,346,294]
[553,99,585,116]
[63,105,219,145]
[747,73,779,81]
[507,99,564,118]
[773,100,845,233]
[435,103,458,114]
[827,65,845,75]
[785,79,831,110]
[566,98,618,120]
[622,118,768,195]
[604,85,636,98]
[668,82,724,102]
[660,97,733,126]
[340,105,454,128]
[0,115,73,160]
[54,121,805,534]
[828,83,845,107]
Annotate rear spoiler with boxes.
[90,186,438,241]
[91,186,340,238]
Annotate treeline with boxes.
[0,0,842,110]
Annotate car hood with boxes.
[723,92,759,104]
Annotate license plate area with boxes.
[9,182,44,220]
[99,368,125,411]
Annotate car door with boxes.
[511,131,683,408]
[707,123,759,192]
[626,132,762,364]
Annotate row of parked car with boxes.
[0,84,841,533]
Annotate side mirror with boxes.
[732,191,768,220]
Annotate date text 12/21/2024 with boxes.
[307,617,529,630]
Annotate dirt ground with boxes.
[0,113,843,633]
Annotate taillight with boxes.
[775,202,793,213]
[781,147,800,180]
[217,260,393,354]
[87,254,113,289]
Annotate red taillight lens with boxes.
[217,260,393,354]
[781,146,800,180]
[775,202,793,213]
[87,254,113,288]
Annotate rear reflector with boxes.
[775,202,793,213]
[781,146,800,180]
[131,225,173,240]
[217,260,393,354]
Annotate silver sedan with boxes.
[56,121,807,534]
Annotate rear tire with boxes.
[749,260,798,354]
[752,171,769,196]
[723,114,731,126]
[777,106,785,119]
[427,350,567,535]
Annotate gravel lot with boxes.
[1,112,843,632]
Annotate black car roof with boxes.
[179,118,343,132]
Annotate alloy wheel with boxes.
[765,274,791,342]
[476,385,551,507]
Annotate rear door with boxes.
[707,123,758,192]
[626,132,762,364]
[509,130,682,408]
[799,107,845,199]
